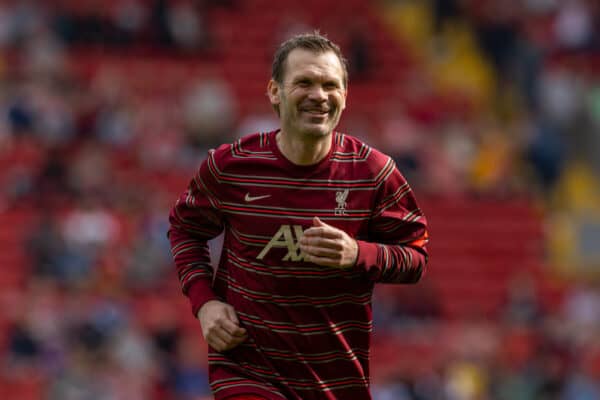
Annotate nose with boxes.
[307,85,327,102]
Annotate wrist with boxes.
[349,238,359,268]
[197,299,222,319]
[188,279,219,318]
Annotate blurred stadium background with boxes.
[0,0,599,399]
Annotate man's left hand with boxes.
[299,217,358,269]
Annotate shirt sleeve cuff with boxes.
[186,280,219,318]
[354,240,380,280]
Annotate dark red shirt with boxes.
[168,131,429,399]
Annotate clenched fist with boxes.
[197,300,247,352]
[299,217,358,269]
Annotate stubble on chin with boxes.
[299,122,334,139]
[303,111,341,137]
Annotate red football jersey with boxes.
[168,130,429,400]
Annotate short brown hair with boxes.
[271,31,348,88]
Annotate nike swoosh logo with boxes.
[245,193,271,202]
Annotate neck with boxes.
[276,130,332,166]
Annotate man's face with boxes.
[268,49,347,139]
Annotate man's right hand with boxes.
[197,300,248,352]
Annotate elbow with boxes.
[402,265,424,284]
[403,253,428,284]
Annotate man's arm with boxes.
[300,162,428,283]
[168,152,247,351]
[168,155,224,315]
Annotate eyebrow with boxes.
[291,75,342,86]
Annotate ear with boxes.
[267,79,280,107]
[341,87,348,111]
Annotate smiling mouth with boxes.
[301,109,329,115]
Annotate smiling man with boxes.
[268,45,347,165]
[168,32,429,400]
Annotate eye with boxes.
[297,80,311,88]
[324,82,339,90]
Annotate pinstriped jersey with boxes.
[168,130,429,400]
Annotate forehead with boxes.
[283,49,345,82]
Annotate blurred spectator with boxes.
[563,355,600,400]
[166,0,211,53]
[374,284,441,330]
[135,98,185,170]
[0,0,46,50]
[524,117,566,192]
[24,24,66,78]
[502,273,543,326]
[150,0,173,47]
[346,23,372,81]
[5,322,41,367]
[57,196,121,286]
[6,86,37,137]
[124,195,172,290]
[27,212,68,279]
[491,326,540,400]
[110,322,157,377]
[94,95,134,148]
[53,1,115,47]
[444,359,490,400]
[472,1,520,81]
[68,139,114,196]
[469,115,524,196]
[1,162,35,206]
[235,104,279,138]
[554,0,595,51]
[371,377,413,400]
[561,282,600,343]
[34,145,71,202]
[182,74,237,150]
[111,0,148,46]
[538,65,585,127]
[535,341,570,400]
[431,0,463,34]
[170,333,211,399]
[149,0,213,53]
[61,197,120,250]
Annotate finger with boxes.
[212,326,238,345]
[211,327,247,350]
[221,318,247,337]
[313,216,327,227]
[224,305,240,325]
[207,336,228,352]
[227,333,248,348]
[300,243,340,259]
[302,227,341,239]
[300,236,343,250]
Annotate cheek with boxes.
[333,95,346,111]
[282,93,299,109]
[333,90,345,103]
